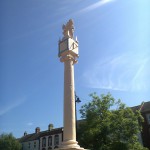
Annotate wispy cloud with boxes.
[0,97,26,116]
[78,0,115,13]
[82,52,150,91]
[27,122,33,126]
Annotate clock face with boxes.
[68,38,78,55]
[59,38,78,57]
[59,40,68,52]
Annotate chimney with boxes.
[35,127,40,133]
[48,124,54,131]
[24,131,27,136]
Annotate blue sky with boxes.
[0,0,150,138]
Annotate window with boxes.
[42,137,46,147]
[34,141,36,148]
[28,142,30,149]
[146,114,150,124]
[54,146,59,149]
[54,135,59,146]
[48,136,52,146]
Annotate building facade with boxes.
[19,125,63,150]
[39,130,62,150]
[131,101,150,149]
[140,102,150,149]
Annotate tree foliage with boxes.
[77,93,148,150]
[0,133,22,150]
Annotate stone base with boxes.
[57,145,87,150]
[57,140,87,150]
[58,148,85,150]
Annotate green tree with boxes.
[77,93,148,150]
[0,133,22,150]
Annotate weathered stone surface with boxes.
[58,19,86,150]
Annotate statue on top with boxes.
[62,19,74,39]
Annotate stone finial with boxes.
[62,19,74,39]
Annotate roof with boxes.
[39,128,63,137]
[19,127,63,143]
[131,101,150,113]
[19,133,40,142]
[141,101,150,113]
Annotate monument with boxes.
[58,19,85,150]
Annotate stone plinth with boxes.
[59,148,85,150]
[58,145,87,150]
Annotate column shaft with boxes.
[63,59,76,141]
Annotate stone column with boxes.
[58,19,85,150]
[60,54,81,149]
[64,57,76,142]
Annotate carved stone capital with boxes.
[60,54,78,64]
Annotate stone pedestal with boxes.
[59,148,85,150]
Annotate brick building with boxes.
[131,101,150,149]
